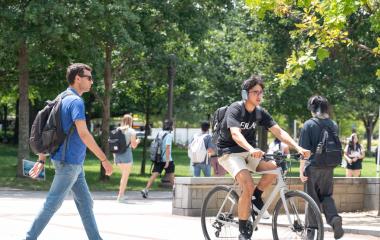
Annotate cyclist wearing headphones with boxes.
[217,74,310,240]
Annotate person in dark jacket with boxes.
[299,95,344,239]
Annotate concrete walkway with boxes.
[0,188,378,240]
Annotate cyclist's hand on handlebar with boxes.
[249,148,265,159]
[296,147,311,160]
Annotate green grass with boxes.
[0,144,378,191]
[0,143,193,192]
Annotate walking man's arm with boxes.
[75,120,113,176]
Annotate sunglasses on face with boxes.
[79,74,93,81]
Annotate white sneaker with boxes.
[117,196,128,203]
[252,202,271,219]
[141,189,148,199]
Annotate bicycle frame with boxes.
[215,166,299,231]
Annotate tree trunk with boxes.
[99,44,112,181]
[2,105,8,143]
[14,100,19,144]
[16,40,29,177]
[141,84,151,175]
[167,54,176,122]
[362,114,378,155]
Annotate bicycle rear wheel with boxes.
[272,190,324,240]
[201,186,247,240]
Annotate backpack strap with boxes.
[310,118,327,144]
[255,106,262,125]
[160,132,169,160]
[239,101,262,124]
[59,90,78,163]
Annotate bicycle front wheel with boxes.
[201,186,243,240]
[272,190,324,240]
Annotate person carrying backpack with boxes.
[215,75,310,240]
[113,114,140,202]
[141,119,174,198]
[26,63,113,240]
[299,95,344,239]
[188,121,215,177]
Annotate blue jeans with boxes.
[193,163,211,177]
[26,161,102,240]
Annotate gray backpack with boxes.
[29,91,75,156]
[150,132,168,163]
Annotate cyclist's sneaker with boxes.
[252,197,270,219]
[141,189,148,199]
[238,233,251,240]
[331,216,344,239]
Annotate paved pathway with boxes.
[0,189,378,240]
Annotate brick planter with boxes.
[172,177,380,216]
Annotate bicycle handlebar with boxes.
[262,153,302,161]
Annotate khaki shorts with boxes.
[218,152,261,178]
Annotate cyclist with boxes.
[217,74,310,240]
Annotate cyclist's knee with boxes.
[236,170,254,194]
[244,182,254,196]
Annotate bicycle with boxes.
[201,153,324,240]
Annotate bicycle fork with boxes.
[279,188,304,231]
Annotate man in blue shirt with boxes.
[26,63,113,240]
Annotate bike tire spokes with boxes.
[272,191,323,240]
[201,186,250,240]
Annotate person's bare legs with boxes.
[352,169,361,177]
[235,169,254,220]
[145,172,160,190]
[117,163,132,199]
[167,173,175,186]
[256,160,277,191]
[346,169,353,177]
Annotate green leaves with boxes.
[316,48,330,61]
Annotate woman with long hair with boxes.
[114,114,140,202]
[344,133,365,177]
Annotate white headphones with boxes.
[241,89,248,101]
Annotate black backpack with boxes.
[311,118,342,168]
[150,132,169,163]
[211,101,262,145]
[29,91,75,156]
[108,129,130,154]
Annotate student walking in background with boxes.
[299,95,344,239]
[141,119,174,198]
[344,133,365,177]
[188,121,214,177]
[114,114,140,202]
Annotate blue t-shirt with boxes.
[161,131,173,162]
[51,88,86,164]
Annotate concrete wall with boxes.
[151,128,201,145]
[172,177,380,217]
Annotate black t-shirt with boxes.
[217,101,276,155]
[299,117,338,162]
